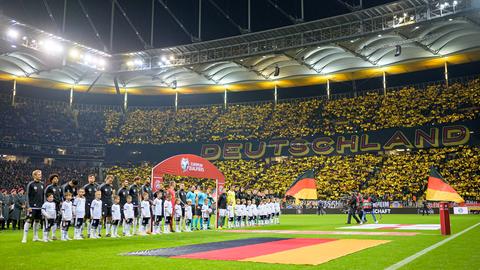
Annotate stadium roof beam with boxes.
[266,0,301,24]
[335,0,363,12]
[395,30,438,55]
[284,51,325,73]
[42,0,60,34]
[77,0,109,52]
[113,0,150,49]
[232,60,269,80]
[207,0,249,34]
[119,0,474,71]
[188,66,221,84]
[157,0,198,42]
[335,42,377,65]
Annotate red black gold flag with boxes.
[426,168,464,203]
[285,170,317,202]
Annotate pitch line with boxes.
[385,222,480,270]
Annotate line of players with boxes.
[21,170,282,243]
[222,198,281,228]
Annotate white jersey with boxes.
[73,197,86,218]
[252,204,258,216]
[174,204,182,218]
[90,199,103,219]
[141,200,151,218]
[270,203,275,214]
[240,204,247,216]
[185,205,192,220]
[274,202,280,213]
[246,204,254,217]
[227,205,235,218]
[112,204,121,221]
[61,201,73,221]
[258,204,265,215]
[124,203,134,219]
[235,204,242,217]
[41,201,56,219]
[153,198,163,216]
[164,200,173,216]
[201,204,210,218]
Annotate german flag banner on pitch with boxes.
[426,168,464,203]
[285,170,317,202]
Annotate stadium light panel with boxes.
[7,29,19,39]
[134,59,143,66]
[126,61,134,67]
[41,39,64,55]
[69,48,80,59]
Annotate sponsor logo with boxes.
[373,208,391,214]
[180,158,205,173]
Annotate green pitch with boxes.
[0,214,478,270]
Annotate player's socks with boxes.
[133,219,137,235]
[33,221,40,241]
[51,224,57,239]
[87,222,91,237]
[106,223,111,235]
[21,221,30,243]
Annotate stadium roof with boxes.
[1,0,480,95]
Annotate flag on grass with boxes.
[426,168,464,203]
[285,170,317,203]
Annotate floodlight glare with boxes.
[134,59,143,66]
[126,60,134,67]
[69,48,80,59]
[42,39,64,55]
[7,29,19,39]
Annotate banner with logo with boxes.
[150,154,226,193]
[106,121,479,162]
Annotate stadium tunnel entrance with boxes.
[151,154,226,228]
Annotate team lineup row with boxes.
[21,170,281,243]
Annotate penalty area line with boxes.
[385,222,480,270]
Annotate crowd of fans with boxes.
[0,160,98,191]
[1,79,478,146]
[101,145,480,201]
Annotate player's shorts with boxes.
[164,216,171,225]
[125,218,133,225]
[75,218,84,228]
[236,216,241,221]
[62,220,71,230]
[84,202,92,219]
[219,209,227,217]
[44,218,55,230]
[228,217,234,222]
[154,215,163,224]
[276,212,280,217]
[141,217,150,226]
[175,216,181,222]
[195,206,203,216]
[185,219,192,226]
[248,216,254,221]
[102,204,112,217]
[133,207,140,218]
[28,209,43,221]
[181,207,185,218]
[91,219,100,228]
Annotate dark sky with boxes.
[0,0,396,53]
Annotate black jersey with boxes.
[99,183,114,206]
[26,181,44,209]
[61,183,77,201]
[177,189,187,207]
[83,183,98,204]
[129,184,140,206]
[117,187,129,206]
[217,192,227,209]
[141,184,153,200]
[44,184,62,206]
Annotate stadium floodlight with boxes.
[126,60,134,67]
[98,58,106,67]
[41,39,64,55]
[134,59,143,66]
[22,36,27,41]
[377,34,382,37]
[453,0,458,6]
[169,55,175,61]
[69,48,80,59]
[84,54,93,64]
[7,29,19,39]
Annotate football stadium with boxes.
[0,0,479,269]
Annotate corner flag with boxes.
[426,168,464,203]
